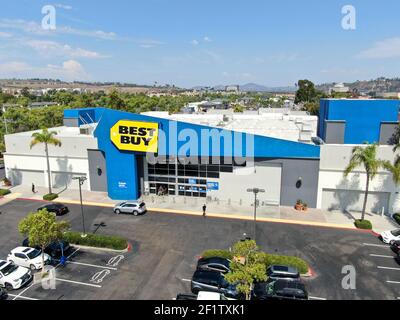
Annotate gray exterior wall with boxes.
[324,121,345,144]
[379,122,399,145]
[258,158,320,208]
[88,150,108,192]
[64,118,79,127]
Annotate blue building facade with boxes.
[319,99,400,145]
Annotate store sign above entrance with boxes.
[110,120,159,153]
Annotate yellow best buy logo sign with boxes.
[110,120,159,153]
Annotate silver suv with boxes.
[113,201,147,216]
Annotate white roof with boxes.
[197,292,223,300]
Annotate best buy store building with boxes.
[5,101,400,215]
[4,107,321,207]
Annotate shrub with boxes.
[200,249,234,260]
[259,253,309,274]
[393,214,400,226]
[0,189,11,196]
[354,219,373,230]
[63,231,128,250]
[200,249,309,275]
[43,193,58,201]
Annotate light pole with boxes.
[73,176,87,238]
[247,188,265,241]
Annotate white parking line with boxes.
[7,294,38,301]
[309,296,327,300]
[370,254,394,259]
[387,281,400,284]
[378,266,400,271]
[182,279,191,283]
[363,243,388,248]
[12,284,34,301]
[56,260,118,271]
[56,278,102,288]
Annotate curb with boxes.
[70,243,131,254]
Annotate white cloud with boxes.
[203,36,212,42]
[26,40,109,59]
[357,37,400,59]
[54,3,73,10]
[0,31,12,38]
[0,60,89,81]
[0,18,117,40]
[191,40,199,46]
[137,39,164,48]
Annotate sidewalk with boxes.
[6,185,399,233]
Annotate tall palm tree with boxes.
[344,144,385,221]
[30,129,62,195]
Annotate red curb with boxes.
[307,267,316,278]
[127,243,132,252]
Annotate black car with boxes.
[0,288,8,300]
[191,270,242,300]
[391,240,400,254]
[176,294,197,300]
[253,279,308,301]
[267,265,300,280]
[197,257,231,274]
[22,238,71,258]
[38,203,69,216]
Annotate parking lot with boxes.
[1,199,400,300]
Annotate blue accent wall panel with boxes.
[319,99,400,144]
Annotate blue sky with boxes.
[0,0,399,87]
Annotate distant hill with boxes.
[317,77,400,95]
[192,83,296,93]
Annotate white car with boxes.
[0,260,32,290]
[113,201,147,216]
[197,291,229,300]
[381,229,400,244]
[7,247,51,271]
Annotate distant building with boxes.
[29,102,59,109]
[225,85,240,93]
[329,83,350,94]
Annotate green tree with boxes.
[344,144,385,221]
[295,80,318,104]
[107,89,126,110]
[30,129,62,195]
[224,240,267,300]
[233,104,244,113]
[383,157,400,186]
[19,210,70,274]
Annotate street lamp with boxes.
[72,176,87,238]
[247,188,265,241]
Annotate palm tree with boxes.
[30,129,62,195]
[344,144,385,221]
[383,157,400,186]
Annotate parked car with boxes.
[7,247,51,271]
[176,293,197,300]
[22,238,71,258]
[267,265,300,280]
[197,291,229,300]
[113,201,147,216]
[253,279,308,300]
[381,229,400,244]
[38,203,69,216]
[197,257,231,274]
[390,240,400,254]
[0,288,7,300]
[0,260,32,290]
[191,270,242,300]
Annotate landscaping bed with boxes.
[201,249,309,275]
[63,231,128,251]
